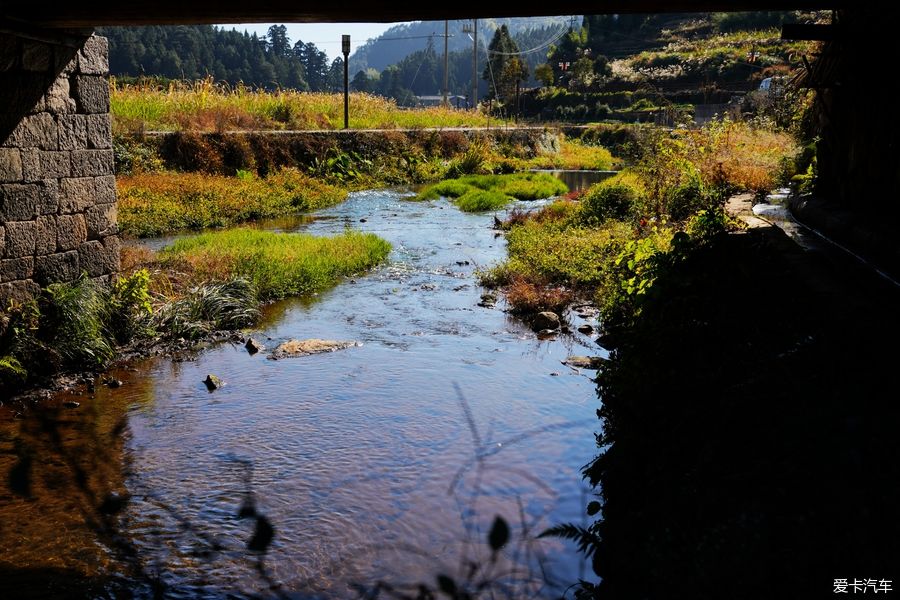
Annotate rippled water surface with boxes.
[2,190,604,598]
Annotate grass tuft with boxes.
[455,189,514,212]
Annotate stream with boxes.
[1,178,609,598]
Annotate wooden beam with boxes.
[1,1,848,29]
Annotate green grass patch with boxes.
[118,168,348,237]
[455,189,514,212]
[414,172,569,210]
[161,228,391,300]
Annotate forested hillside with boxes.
[99,25,344,91]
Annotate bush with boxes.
[579,172,646,225]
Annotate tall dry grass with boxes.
[111,77,500,133]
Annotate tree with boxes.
[267,25,291,58]
[535,63,555,87]
[569,56,596,91]
[327,57,345,93]
[483,25,527,103]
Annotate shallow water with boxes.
[1,190,604,598]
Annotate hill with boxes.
[348,17,576,74]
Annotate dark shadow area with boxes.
[0,566,119,600]
[0,33,81,143]
[587,224,900,598]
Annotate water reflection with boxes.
[3,190,600,598]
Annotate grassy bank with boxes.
[484,118,797,319]
[1,228,391,395]
[118,169,347,237]
[111,78,500,133]
[160,229,391,300]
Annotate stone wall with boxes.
[0,32,118,305]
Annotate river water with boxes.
[1,185,606,598]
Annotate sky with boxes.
[221,22,410,61]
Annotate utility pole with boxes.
[342,35,350,129]
[442,20,449,106]
[462,19,478,110]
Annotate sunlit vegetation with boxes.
[413,172,568,212]
[117,169,347,237]
[160,229,391,300]
[484,117,795,317]
[111,78,501,133]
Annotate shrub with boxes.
[505,276,574,314]
[579,172,647,225]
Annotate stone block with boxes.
[22,42,51,72]
[4,221,36,258]
[0,280,40,304]
[8,113,58,150]
[20,149,40,181]
[0,184,39,221]
[78,36,109,75]
[102,234,121,272]
[78,239,118,276]
[0,148,22,182]
[35,215,57,255]
[38,179,59,214]
[60,177,97,213]
[51,45,81,75]
[56,214,87,251]
[86,203,117,239]
[85,114,112,149]
[1,257,34,282]
[93,175,117,204]
[0,225,4,256]
[39,151,71,178]
[45,76,76,115]
[59,114,88,151]
[73,76,109,114]
[71,149,114,177]
[35,251,80,285]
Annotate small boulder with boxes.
[63,400,80,409]
[269,339,359,360]
[531,311,560,331]
[563,356,607,370]
[204,374,223,391]
[577,324,594,335]
[478,292,497,308]
[245,338,265,355]
[105,378,123,389]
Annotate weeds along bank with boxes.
[482,118,800,326]
[0,230,391,396]
[114,128,615,237]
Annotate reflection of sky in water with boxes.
[81,190,601,597]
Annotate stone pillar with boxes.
[0,32,118,305]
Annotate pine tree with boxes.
[482,25,527,103]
